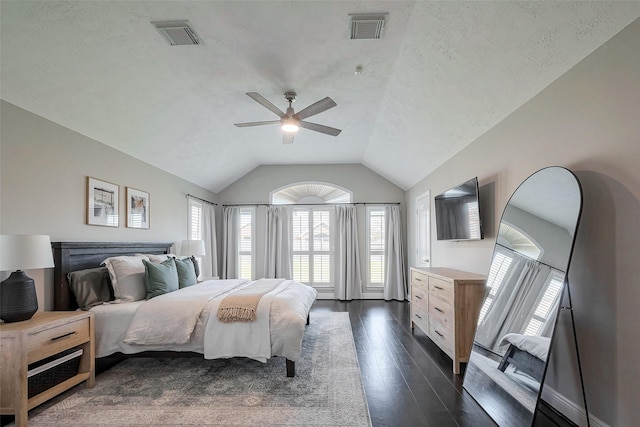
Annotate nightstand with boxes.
[0,311,95,427]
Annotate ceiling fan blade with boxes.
[299,121,342,136]
[282,133,295,144]
[234,120,281,128]
[246,92,287,118]
[295,97,337,120]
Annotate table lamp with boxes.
[0,235,54,323]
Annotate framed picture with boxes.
[126,187,150,229]
[87,177,119,227]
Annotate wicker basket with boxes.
[28,348,83,398]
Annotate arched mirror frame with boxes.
[463,166,587,426]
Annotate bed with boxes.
[497,333,550,382]
[52,242,318,377]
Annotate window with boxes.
[238,207,254,280]
[292,208,332,287]
[188,199,203,240]
[477,251,513,325]
[523,272,564,336]
[367,207,385,287]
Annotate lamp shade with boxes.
[0,235,54,323]
[180,240,205,256]
[0,235,54,271]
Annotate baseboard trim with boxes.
[541,386,609,427]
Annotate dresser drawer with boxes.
[411,269,428,287]
[429,276,453,303]
[428,295,453,327]
[429,317,453,354]
[412,285,428,310]
[27,318,90,356]
[412,309,429,333]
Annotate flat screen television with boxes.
[435,177,483,241]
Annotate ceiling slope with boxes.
[1,1,639,192]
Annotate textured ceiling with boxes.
[2,1,639,192]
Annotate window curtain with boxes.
[264,205,292,279]
[333,205,363,300]
[474,249,554,352]
[221,206,239,279]
[383,205,407,301]
[200,202,218,278]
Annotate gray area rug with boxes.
[23,312,371,426]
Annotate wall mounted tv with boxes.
[435,177,483,241]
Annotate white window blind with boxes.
[188,200,203,240]
[524,272,564,336]
[292,208,332,287]
[477,251,513,324]
[238,207,254,280]
[368,207,385,287]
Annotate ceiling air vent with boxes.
[152,20,200,46]
[349,13,387,40]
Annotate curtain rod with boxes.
[495,243,563,273]
[186,194,218,205]
[221,202,401,207]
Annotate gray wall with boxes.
[406,19,640,427]
[0,101,218,310]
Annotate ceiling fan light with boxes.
[281,118,300,133]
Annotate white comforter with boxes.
[499,333,551,361]
[90,279,318,362]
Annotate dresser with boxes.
[0,311,95,427]
[410,267,486,374]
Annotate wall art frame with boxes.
[126,187,150,229]
[86,177,119,227]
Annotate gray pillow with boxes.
[67,267,113,310]
[174,257,197,288]
[143,258,179,299]
[190,255,200,278]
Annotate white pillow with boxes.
[102,255,149,302]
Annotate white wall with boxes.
[406,19,640,427]
[0,101,218,310]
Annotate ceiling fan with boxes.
[234,92,342,144]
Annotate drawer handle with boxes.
[414,277,422,282]
[434,286,444,290]
[50,331,76,342]
[415,314,423,320]
[434,330,444,338]
[415,295,422,300]
[434,307,443,313]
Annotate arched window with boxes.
[270,182,351,292]
[270,182,352,204]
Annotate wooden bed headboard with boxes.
[52,241,173,311]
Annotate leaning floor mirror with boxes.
[463,166,583,426]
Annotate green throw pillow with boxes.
[174,257,197,288]
[143,258,179,299]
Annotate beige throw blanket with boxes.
[217,278,284,322]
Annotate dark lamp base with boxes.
[0,270,39,323]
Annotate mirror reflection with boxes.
[463,167,582,426]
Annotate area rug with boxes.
[22,312,371,426]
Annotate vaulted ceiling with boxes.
[2,1,638,192]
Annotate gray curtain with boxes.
[333,205,363,300]
[475,248,554,352]
[200,202,218,278]
[221,206,239,279]
[264,205,292,279]
[383,205,407,301]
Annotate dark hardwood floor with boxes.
[311,300,577,427]
[311,299,496,427]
